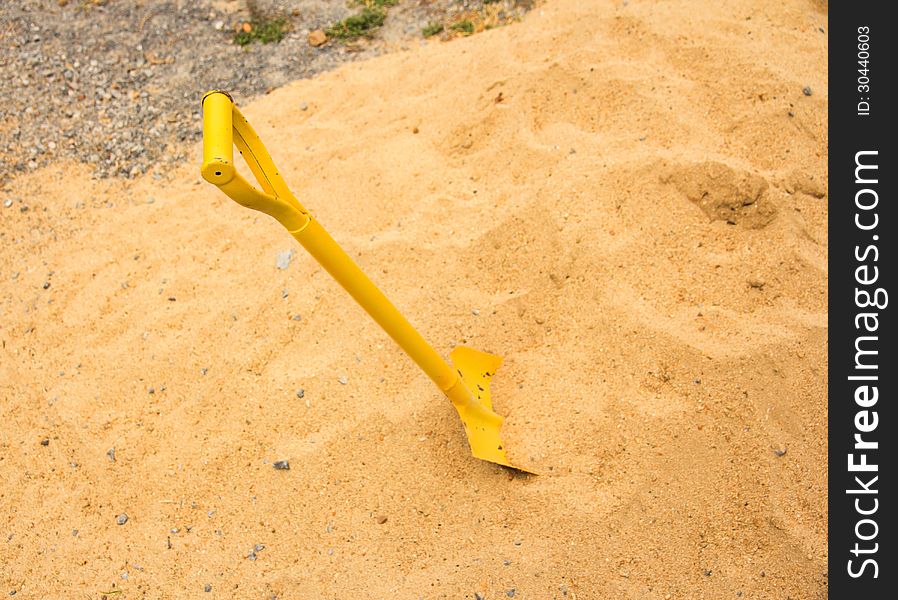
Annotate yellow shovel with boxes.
[200,91,525,471]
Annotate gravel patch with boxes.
[0,0,531,183]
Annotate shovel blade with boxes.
[449,346,516,468]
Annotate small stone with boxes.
[300,102,309,111]
[146,196,155,204]
[376,515,387,524]
[40,438,49,446]
[748,278,765,289]
[292,314,301,321]
[281,288,289,299]
[42,281,50,289]
[107,447,116,461]
[116,513,129,525]
[308,29,328,47]
[773,447,787,457]
[507,590,516,598]
[513,539,522,546]
[704,569,712,577]
[3,199,12,208]
[475,593,484,600]
[205,584,212,592]
[273,460,290,470]
[254,543,265,552]
[275,249,294,270]
[802,86,813,96]
[296,389,305,399]
[471,309,480,316]
[72,529,78,537]
[338,376,348,385]
[121,572,129,580]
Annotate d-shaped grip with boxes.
[200,90,310,232]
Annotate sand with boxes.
[1,0,828,597]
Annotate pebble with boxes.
[273,460,290,470]
[40,438,49,446]
[107,447,116,461]
[802,86,812,96]
[299,101,309,111]
[506,590,516,597]
[116,513,129,525]
[3,199,11,208]
[376,515,388,524]
[275,249,295,270]
[773,447,787,457]
[748,278,766,289]
[338,376,348,385]
[292,314,301,321]
[296,389,305,399]
[308,29,328,47]
[204,584,212,592]
[475,593,484,600]
[247,544,265,560]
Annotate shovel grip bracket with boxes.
[200,90,309,231]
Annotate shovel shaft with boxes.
[201,91,460,394]
[290,218,458,391]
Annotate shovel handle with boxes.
[200,90,309,231]
[199,90,460,391]
[201,90,236,185]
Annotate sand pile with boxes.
[1,0,827,597]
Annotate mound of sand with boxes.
[1,0,827,597]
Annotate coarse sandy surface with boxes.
[1,0,828,597]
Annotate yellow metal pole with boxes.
[289,218,458,391]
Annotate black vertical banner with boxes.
[829,3,895,598]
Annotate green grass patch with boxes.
[234,17,290,46]
[450,20,474,35]
[326,7,387,40]
[422,22,444,37]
